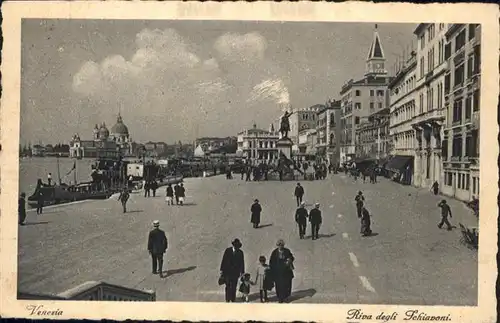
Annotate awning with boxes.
[385,155,413,172]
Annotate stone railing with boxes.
[20,281,156,301]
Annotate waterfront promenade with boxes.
[18,175,478,305]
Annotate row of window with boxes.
[391,75,416,99]
[393,131,416,150]
[441,130,479,159]
[354,89,385,97]
[444,172,478,194]
[247,141,277,149]
[392,101,416,125]
[451,91,480,124]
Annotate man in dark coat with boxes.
[269,239,295,303]
[220,238,245,302]
[309,203,322,240]
[147,220,168,277]
[144,181,151,198]
[355,191,365,218]
[250,199,262,228]
[178,183,186,205]
[437,199,453,230]
[36,188,44,215]
[19,192,27,225]
[118,188,130,213]
[151,181,158,197]
[295,201,308,239]
[294,183,305,207]
[174,183,180,205]
[165,184,174,205]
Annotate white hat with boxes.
[315,203,320,207]
[153,220,160,227]
[300,201,306,206]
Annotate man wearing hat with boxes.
[295,201,308,239]
[219,238,245,302]
[19,192,27,225]
[294,183,305,207]
[147,220,168,277]
[355,191,365,218]
[309,203,322,240]
[437,199,453,231]
[250,199,262,228]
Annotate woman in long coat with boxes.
[250,199,262,228]
[360,207,372,236]
[269,239,295,303]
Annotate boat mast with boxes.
[74,161,77,185]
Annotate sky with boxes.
[20,19,416,145]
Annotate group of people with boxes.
[219,238,295,303]
[295,202,323,240]
[165,183,186,206]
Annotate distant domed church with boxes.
[70,114,136,159]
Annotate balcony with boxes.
[472,111,479,129]
[450,156,462,162]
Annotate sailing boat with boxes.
[27,157,111,208]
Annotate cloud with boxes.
[249,79,290,107]
[214,32,268,62]
[72,28,287,141]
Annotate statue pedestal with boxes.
[276,137,293,160]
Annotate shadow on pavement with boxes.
[127,210,144,213]
[23,221,49,226]
[288,288,317,302]
[362,232,379,237]
[258,224,273,229]
[319,233,336,238]
[165,266,197,277]
[181,202,197,206]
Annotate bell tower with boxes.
[365,24,387,77]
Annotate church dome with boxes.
[110,114,129,136]
[99,123,109,138]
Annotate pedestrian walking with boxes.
[240,166,245,180]
[437,200,453,231]
[355,191,365,218]
[250,199,262,228]
[151,181,158,197]
[165,184,174,205]
[295,201,308,239]
[178,183,186,205]
[147,220,168,277]
[294,183,304,207]
[309,203,322,240]
[220,238,245,303]
[174,183,180,205]
[431,181,439,195]
[269,239,295,303]
[19,192,27,225]
[118,188,130,213]
[36,188,44,215]
[360,207,372,236]
[253,256,273,302]
[144,181,151,198]
[238,273,252,302]
[47,173,52,186]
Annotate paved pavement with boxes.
[18,174,478,305]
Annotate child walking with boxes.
[254,256,273,303]
[239,273,252,302]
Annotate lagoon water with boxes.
[19,157,95,195]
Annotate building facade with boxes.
[411,23,449,189]
[340,26,392,163]
[387,46,418,184]
[316,100,341,165]
[441,24,481,201]
[69,114,136,158]
[236,124,280,165]
[284,105,321,152]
